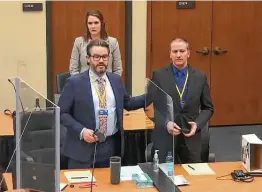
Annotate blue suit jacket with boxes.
[58,70,145,162]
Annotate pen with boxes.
[188,165,195,170]
[71,177,89,179]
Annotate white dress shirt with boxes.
[80,69,117,139]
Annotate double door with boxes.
[148,1,262,126]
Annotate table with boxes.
[122,109,153,165]
[3,169,157,192]
[0,110,153,169]
[123,109,153,131]
[0,114,13,136]
[0,110,152,135]
[4,162,262,192]
[176,161,261,192]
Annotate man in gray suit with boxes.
[151,38,214,163]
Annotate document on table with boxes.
[60,183,67,191]
[64,170,96,183]
[159,163,189,186]
[182,163,215,175]
[120,165,144,181]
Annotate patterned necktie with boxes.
[97,77,107,134]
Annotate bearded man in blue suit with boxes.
[58,39,145,169]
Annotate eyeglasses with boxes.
[91,55,109,61]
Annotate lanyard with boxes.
[175,72,189,101]
[89,74,107,106]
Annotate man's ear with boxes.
[86,55,90,63]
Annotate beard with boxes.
[95,63,107,74]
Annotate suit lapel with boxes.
[82,70,96,127]
[164,64,181,110]
[184,65,196,108]
[106,73,119,108]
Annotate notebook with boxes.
[64,170,96,184]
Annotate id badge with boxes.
[98,109,108,117]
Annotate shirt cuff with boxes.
[79,128,85,140]
[165,120,169,127]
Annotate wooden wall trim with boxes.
[125,1,132,94]
[46,1,52,102]
[146,1,152,78]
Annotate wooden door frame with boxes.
[45,1,133,102]
[146,2,152,79]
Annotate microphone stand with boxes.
[90,142,98,192]
[7,79,25,112]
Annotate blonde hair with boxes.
[170,38,190,50]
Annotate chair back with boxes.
[13,111,56,164]
[145,122,215,163]
[56,72,70,94]
[201,123,211,162]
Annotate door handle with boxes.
[196,47,209,55]
[213,47,227,55]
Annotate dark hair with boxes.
[86,39,110,56]
[84,10,108,41]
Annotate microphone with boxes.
[7,79,25,113]
[90,130,105,192]
[90,142,98,192]
[35,97,41,111]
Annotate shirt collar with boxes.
[172,64,188,76]
[87,38,109,44]
[89,68,107,82]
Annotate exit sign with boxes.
[176,1,195,9]
[22,3,43,12]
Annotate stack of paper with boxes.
[64,170,96,184]
[120,165,144,181]
[182,163,215,175]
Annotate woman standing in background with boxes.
[69,10,122,76]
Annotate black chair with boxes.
[145,123,215,163]
[56,72,70,94]
[11,110,68,170]
[12,111,56,164]
[200,123,215,162]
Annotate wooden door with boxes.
[148,1,212,82]
[50,1,125,93]
[148,1,262,126]
[210,1,262,125]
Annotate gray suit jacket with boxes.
[151,63,214,162]
[69,36,123,76]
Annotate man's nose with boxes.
[176,52,181,57]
